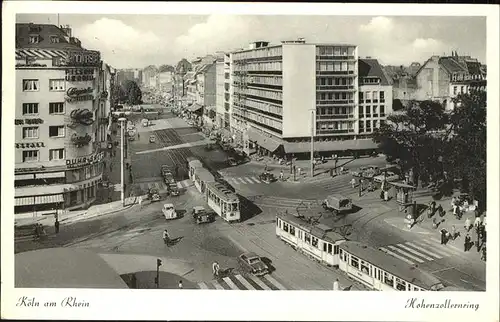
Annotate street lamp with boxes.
[118,117,127,207]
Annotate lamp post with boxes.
[310,109,315,178]
[118,117,127,207]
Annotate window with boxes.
[49,102,65,114]
[311,236,318,248]
[49,148,65,160]
[373,106,378,117]
[22,127,39,139]
[358,106,363,117]
[50,36,60,43]
[350,256,359,269]
[365,91,372,102]
[334,245,339,255]
[49,126,65,137]
[395,278,407,291]
[366,121,372,132]
[380,91,385,103]
[359,121,364,133]
[23,79,39,91]
[289,225,295,236]
[22,150,39,162]
[383,272,394,287]
[276,219,280,227]
[304,233,311,244]
[28,35,39,44]
[360,261,370,275]
[453,86,457,95]
[359,92,364,103]
[380,105,385,116]
[460,86,465,94]
[22,103,39,115]
[327,243,333,254]
[283,222,289,233]
[49,79,65,91]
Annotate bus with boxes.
[276,213,346,267]
[338,241,445,291]
[206,182,240,223]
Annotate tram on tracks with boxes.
[338,241,445,291]
[276,213,346,267]
[192,167,215,195]
[206,182,241,223]
[276,213,446,291]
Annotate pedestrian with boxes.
[333,278,340,291]
[440,228,447,245]
[350,178,356,189]
[212,261,220,278]
[138,196,143,209]
[297,167,301,176]
[384,189,389,202]
[379,190,384,200]
[178,280,183,289]
[126,162,130,170]
[360,179,364,191]
[464,217,471,232]
[137,133,140,139]
[451,225,456,240]
[264,163,268,172]
[481,246,486,261]
[279,170,284,181]
[54,219,60,234]
[474,216,481,228]
[437,204,444,217]
[464,234,471,252]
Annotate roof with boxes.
[248,129,282,152]
[206,182,239,202]
[283,139,379,154]
[439,57,468,74]
[16,23,83,50]
[15,248,129,288]
[15,48,68,60]
[277,213,345,243]
[358,59,391,85]
[194,168,215,182]
[188,159,203,168]
[339,241,443,290]
[187,103,202,112]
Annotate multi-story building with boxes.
[357,58,393,139]
[197,62,217,127]
[231,39,379,157]
[15,23,106,217]
[142,65,158,89]
[411,52,486,111]
[215,55,225,128]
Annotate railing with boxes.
[316,114,354,120]
[316,85,355,91]
[316,99,355,105]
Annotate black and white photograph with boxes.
[2,2,499,321]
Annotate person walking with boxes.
[350,178,356,189]
[212,262,220,278]
[54,219,60,234]
[481,246,486,261]
[464,217,471,232]
[451,225,456,240]
[178,280,183,289]
[440,228,447,245]
[137,132,140,139]
[474,216,482,228]
[333,278,340,291]
[383,189,389,202]
[279,170,284,181]
[138,196,143,209]
[464,234,471,252]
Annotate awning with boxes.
[15,196,36,206]
[283,139,379,154]
[15,174,35,180]
[248,129,282,153]
[187,104,202,112]
[35,194,64,205]
[36,172,66,179]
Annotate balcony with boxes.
[316,114,354,120]
[316,85,355,91]
[317,128,355,135]
[316,70,355,75]
[316,55,356,60]
[316,99,355,105]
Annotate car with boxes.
[351,165,380,178]
[373,171,400,183]
[164,173,175,184]
[192,206,207,218]
[238,252,268,276]
[149,135,156,143]
[161,165,172,176]
[162,203,179,220]
[258,172,276,184]
[167,183,180,196]
[148,188,161,202]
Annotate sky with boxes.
[16,14,486,69]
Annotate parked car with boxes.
[161,165,172,176]
[192,206,207,218]
[162,203,179,220]
[351,165,380,178]
[148,188,161,202]
[373,171,400,183]
[167,183,180,196]
[238,252,269,276]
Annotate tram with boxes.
[187,158,203,181]
[276,213,346,267]
[192,168,215,195]
[338,241,445,291]
[205,182,240,223]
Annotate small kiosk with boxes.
[388,181,417,211]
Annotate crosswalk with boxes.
[136,179,192,192]
[197,274,287,290]
[379,237,464,266]
[225,176,268,185]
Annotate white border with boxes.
[2,2,499,321]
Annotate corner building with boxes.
[231,39,379,157]
[14,23,107,216]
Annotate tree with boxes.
[373,100,449,186]
[120,80,143,105]
[158,64,175,73]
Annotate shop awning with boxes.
[15,196,36,206]
[283,139,379,154]
[36,172,66,179]
[15,174,35,180]
[248,129,283,153]
[187,104,202,112]
[35,194,64,205]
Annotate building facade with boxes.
[357,58,393,139]
[230,39,380,157]
[15,23,106,216]
[215,57,225,128]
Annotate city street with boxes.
[15,109,485,291]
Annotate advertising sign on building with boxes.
[66,152,104,169]
[62,50,101,67]
[66,87,94,102]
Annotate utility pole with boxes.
[310,109,315,178]
[155,258,162,288]
[118,117,127,206]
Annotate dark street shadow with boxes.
[121,271,198,289]
[238,195,263,222]
[167,236,184,246]
[260,257,276,273]
[176,209,187,218]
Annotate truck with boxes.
[322,194,352,215]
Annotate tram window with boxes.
[304,233,311,244]
[311,236,318,248]
[350,257,359,269]
[323,243,327,252]
[361,261,371,275]
[413,287,420,291]
[283,223,289,233]
[383,273,394,287]
[333,245,338,254]
[276,219,280,227]
[232,203,238,211]
[289,225,295,235]
[327,243,333,254]
[395,278,407,291]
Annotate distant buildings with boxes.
[15,23,113,216]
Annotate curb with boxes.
[61,198,138,224]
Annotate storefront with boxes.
[248,129,283,157]
[282,138,379,159]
